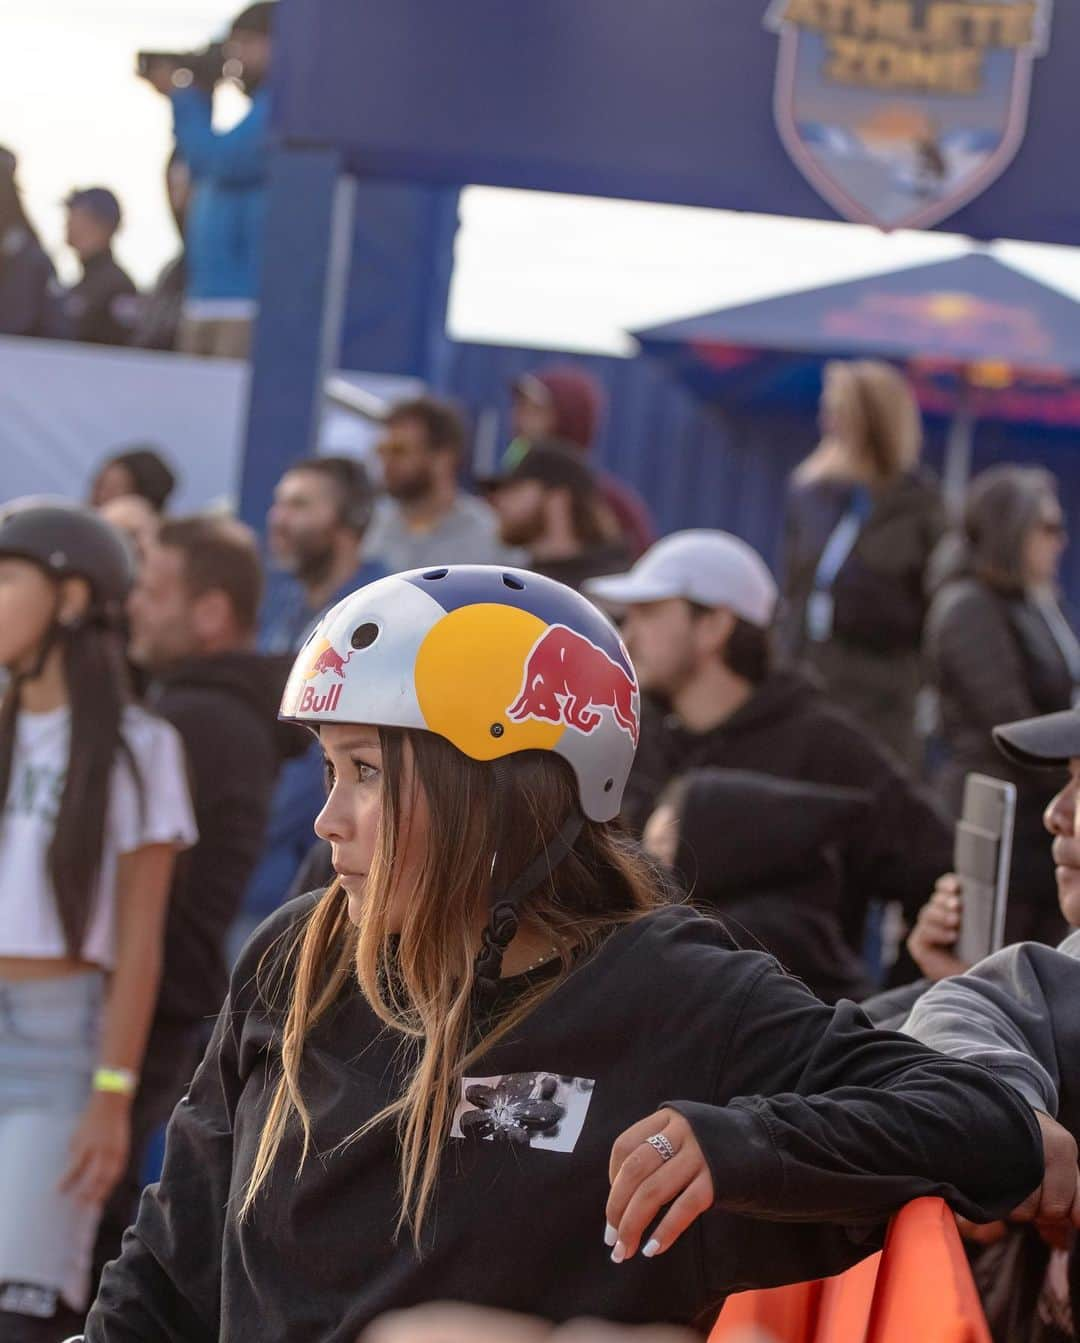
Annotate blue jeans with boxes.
[0,973,104,1320]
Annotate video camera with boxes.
[136,44,240,92]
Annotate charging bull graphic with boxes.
[295,638,353,713]
[305,639,353,679]
[508,625,639,746]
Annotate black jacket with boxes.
[624,671,954,943]
[780,469,945,662]
[86,899,1042,1341]
[61,247,136,346]
[925,577,1074,936]
[674,770,875,1003]
[0,225,64,337]
[146,652,300,1025]
[925,576,1074,810]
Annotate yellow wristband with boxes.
[93,1067,138,1097]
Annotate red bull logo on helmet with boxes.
[295,637,352,714]
[507,624,639,746]
[304,637,353,680]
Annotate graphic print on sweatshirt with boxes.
[451,1071,596,1152]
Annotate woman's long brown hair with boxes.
[241,727,661,1241]
[797,359,922,486]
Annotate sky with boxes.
[6,1,1080,358]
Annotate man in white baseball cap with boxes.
[587,530,952,957]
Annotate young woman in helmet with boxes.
[87,568,1044,1341]
[0,505,196,1341]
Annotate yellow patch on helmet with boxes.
[415,604,564,760]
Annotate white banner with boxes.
[0,336,420,513]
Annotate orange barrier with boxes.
[709,1198,991,1343]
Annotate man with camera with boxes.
[139,2,276,359]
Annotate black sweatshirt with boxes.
[146,652,302,1025]
[86,900,1042,1341]
[624,671,954,944]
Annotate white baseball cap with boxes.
[585,529,778,628]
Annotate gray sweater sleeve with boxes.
[903,931,1080,1125]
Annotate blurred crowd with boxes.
[2,0,1080,1325]
[0,3,275,357]
[1,348,1076,1336]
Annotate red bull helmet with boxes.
[280,565,640,822]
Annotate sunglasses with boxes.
[1037,520,1067,539]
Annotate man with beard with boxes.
[244,457,386,925]
[586,530,953,955]
[365,397,515,571]
[259,455,384,654]
[485,441,630,592]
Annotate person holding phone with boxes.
[925,465,1080,949]
[904,702,1080,1341]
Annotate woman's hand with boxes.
[606,1109,713,1263]
[907,874,971,982]
[60,1091,131,1207]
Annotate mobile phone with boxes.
[953,774,1016,966]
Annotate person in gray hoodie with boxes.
[904,701,1080,1340]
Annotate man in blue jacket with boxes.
[141,2,276,359]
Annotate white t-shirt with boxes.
[0,704,198,969]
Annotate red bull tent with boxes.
[243,0,1077,527]
[634,251,1080,505]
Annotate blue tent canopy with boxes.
[636,252,1080,408]
[635,252,1080,503]
[636,253,1080,377]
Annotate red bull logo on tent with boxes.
[766,0,1054,231]
[507,625,640,747]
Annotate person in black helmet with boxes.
[0,504,196,1341]
[86,567,1046,1342]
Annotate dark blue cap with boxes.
[64,187,122,230]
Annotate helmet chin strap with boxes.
[472,808,585,1006]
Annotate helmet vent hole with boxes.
[502,574,525,590]
[603,778,614,793]
[350,622,380,651]
[422,568,449,581]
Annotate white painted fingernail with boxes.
[604,1223,618,1247]
[642,1238,661,1258]
[611,1241,626,1264]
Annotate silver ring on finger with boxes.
[645,1132,677,1163]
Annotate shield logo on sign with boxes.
[765,0,1053,232]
